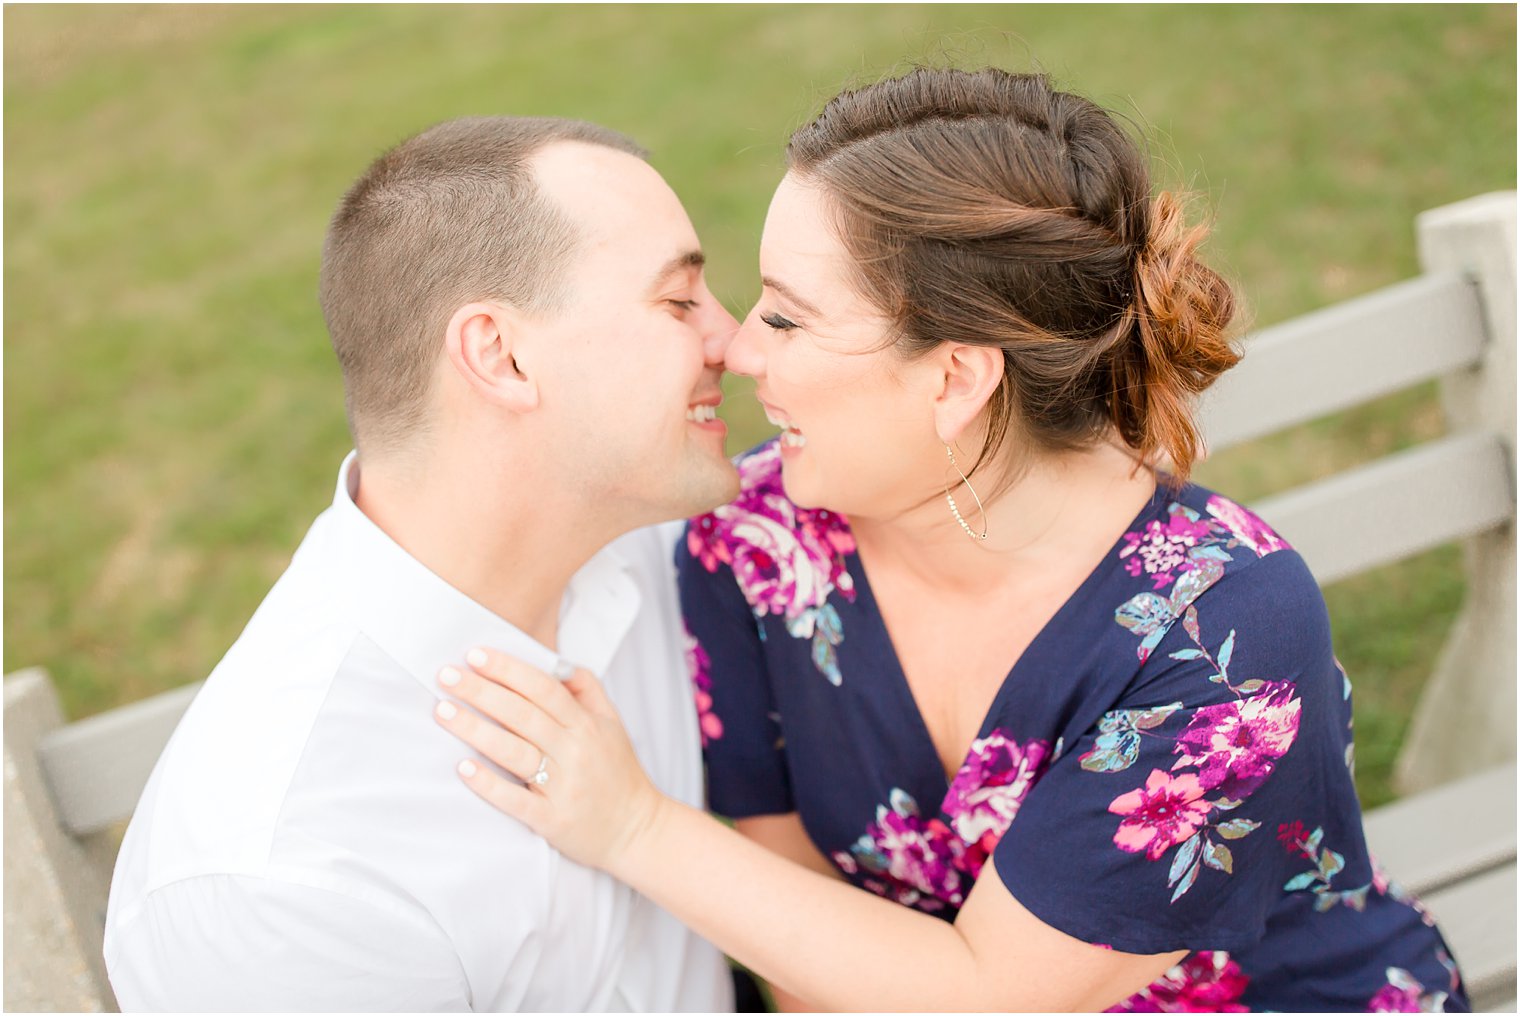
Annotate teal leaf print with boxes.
[1171,854,1202,903]
[1169,834,1202,890]
[1170,556,1225,613]
[811,633,842,686]
[815,601,843,644]
[1131,705,1182,730]
[1182,604,1201,644]
[1116,593,1175,663]
[796,603,845,685]
[1216,631,1236,671]
[1081,729,1141,773]
[1284,870,1319,892]
[1280,824,1370,913]
[1216,818,1260,840]
[1079,703,1182,773]
[1170,648,1205,661]
[1203,841,1234,874]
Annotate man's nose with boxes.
[703,304,741,365]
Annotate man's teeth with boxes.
[686,404,719,423]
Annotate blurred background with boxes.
[4,4,1514,809]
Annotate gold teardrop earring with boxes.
[944,443,988,542]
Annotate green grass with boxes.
[5,5,1514,809]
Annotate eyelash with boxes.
[668,299,698,312]
[760,312,798,331]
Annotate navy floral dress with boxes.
[678,439,1468,1013]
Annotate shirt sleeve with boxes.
[677,520,794,818]
[105,873,471,1012]
[995,549,1364,955]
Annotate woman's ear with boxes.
[443,302,539,413]
[932,343,1004,444]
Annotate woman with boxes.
[436,69,1468,1011]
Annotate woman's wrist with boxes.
[603,783,682,884]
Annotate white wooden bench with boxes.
[5,192,1514,1012]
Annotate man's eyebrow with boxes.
[761,276,823,319]
[648,249,706,292]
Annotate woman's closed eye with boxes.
[760,311,798,332]
[667,298,699,317]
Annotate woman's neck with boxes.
[848,441,1159,597]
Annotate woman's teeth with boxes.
[686,404,719,423]
[762,406,807,447]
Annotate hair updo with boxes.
[786,68,1240,484]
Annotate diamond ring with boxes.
[532,754,550,788]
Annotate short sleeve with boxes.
[995,550,1361,955]
[105,873,470,1011]
[677,520,794,818]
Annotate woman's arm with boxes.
[735,814,837,1011]
[436,650,1184,1012]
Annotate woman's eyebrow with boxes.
[760,276,824,319]
[647,249,706,293]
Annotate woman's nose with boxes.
[724,316,766,378]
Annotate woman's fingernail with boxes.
[458,759,477,778]
[439,666,462,687]
[466,648,489,669]
[436,700,457,721]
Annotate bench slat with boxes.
[1250,431,1514,588]
[1363,763,1517,896]
[1201,271,1486,452]
[1421,863,1517,1010]
[37,680,201,835]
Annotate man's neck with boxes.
[353,453,621,651]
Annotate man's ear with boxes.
[932,342,1005,445]
[443,302,539,413]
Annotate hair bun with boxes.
[1111,191,1241,474]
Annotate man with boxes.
[103,117,742,1011]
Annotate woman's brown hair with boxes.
[786,68,1240,485]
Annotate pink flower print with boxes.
[1120,507,1214,591]
[1109,951,1249,1013]
[1205,496,1289,558]
[942,733,1052,878]
[687,512,733,573]
[795,507,857,600]
[723,510,829,620]
[1109,770,1212,861]
[683,628,723,747]
[1368,967,1449,1012]
[832,789,966,910]
[1172,682,1301,797]
[735,439,783,491]
[1277,820,1314,859]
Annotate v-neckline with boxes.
[843,483,1169,804]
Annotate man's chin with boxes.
[684,462,741,517]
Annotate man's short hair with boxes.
[319,116,647,454]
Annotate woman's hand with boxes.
[433,647,666,872]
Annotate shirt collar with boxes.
[325,452,641,697]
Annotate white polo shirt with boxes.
[103,453,732,1013]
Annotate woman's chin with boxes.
[777,456,827,510]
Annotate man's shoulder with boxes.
[110,623,558,925]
